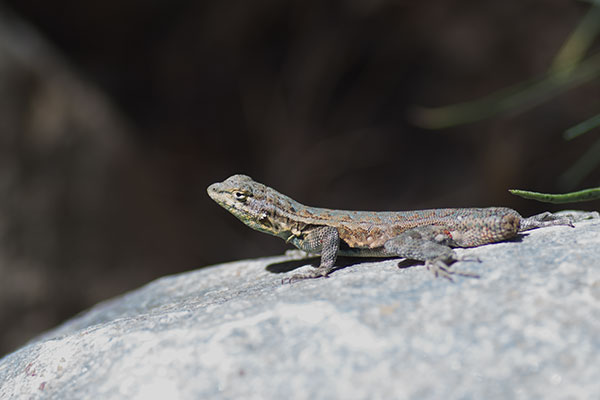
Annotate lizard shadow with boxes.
[265,258,319,274]
[265,256,419,275]
[265,233,530,275]
[510,234,527,243]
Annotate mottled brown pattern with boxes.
[296,208,315,218]
[336,214,355,223]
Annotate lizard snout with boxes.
[207,183,221,200]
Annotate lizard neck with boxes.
[259,189,315,238]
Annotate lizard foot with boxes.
[518,210,600,231]
[520,211,574,230]
[425,259,480,282]
[282,266,330,284]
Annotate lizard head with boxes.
[207,174,282,235]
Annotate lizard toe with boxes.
[425,259,480,281]
[282,267,330,284]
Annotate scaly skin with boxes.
[207,174,577,281]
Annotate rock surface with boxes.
[1,215,599,399]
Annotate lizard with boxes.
[207,174,590,282]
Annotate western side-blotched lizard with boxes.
[207,174,591,281]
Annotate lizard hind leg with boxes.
[519,212,573,231]
[519,210,600,232]
[384,227,479,281]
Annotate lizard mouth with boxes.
[207,183,233,210]
[207,181,252,220]
[207,175,276,234]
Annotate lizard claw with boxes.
[425,259,455,281]
[425,259,480,281]
[457,254,481,263]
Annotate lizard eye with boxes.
[233,191,248,202]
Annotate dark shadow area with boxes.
[266,255,406,275]
[396,259,422,270]
[266,258,319,274]
[509,234,528,243]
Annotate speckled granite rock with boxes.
[1,214,599,399]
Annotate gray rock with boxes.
[1,215,599,399]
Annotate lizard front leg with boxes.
[285,226,340,282]
[383,226,478,280]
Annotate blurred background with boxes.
[1,0,599,357]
